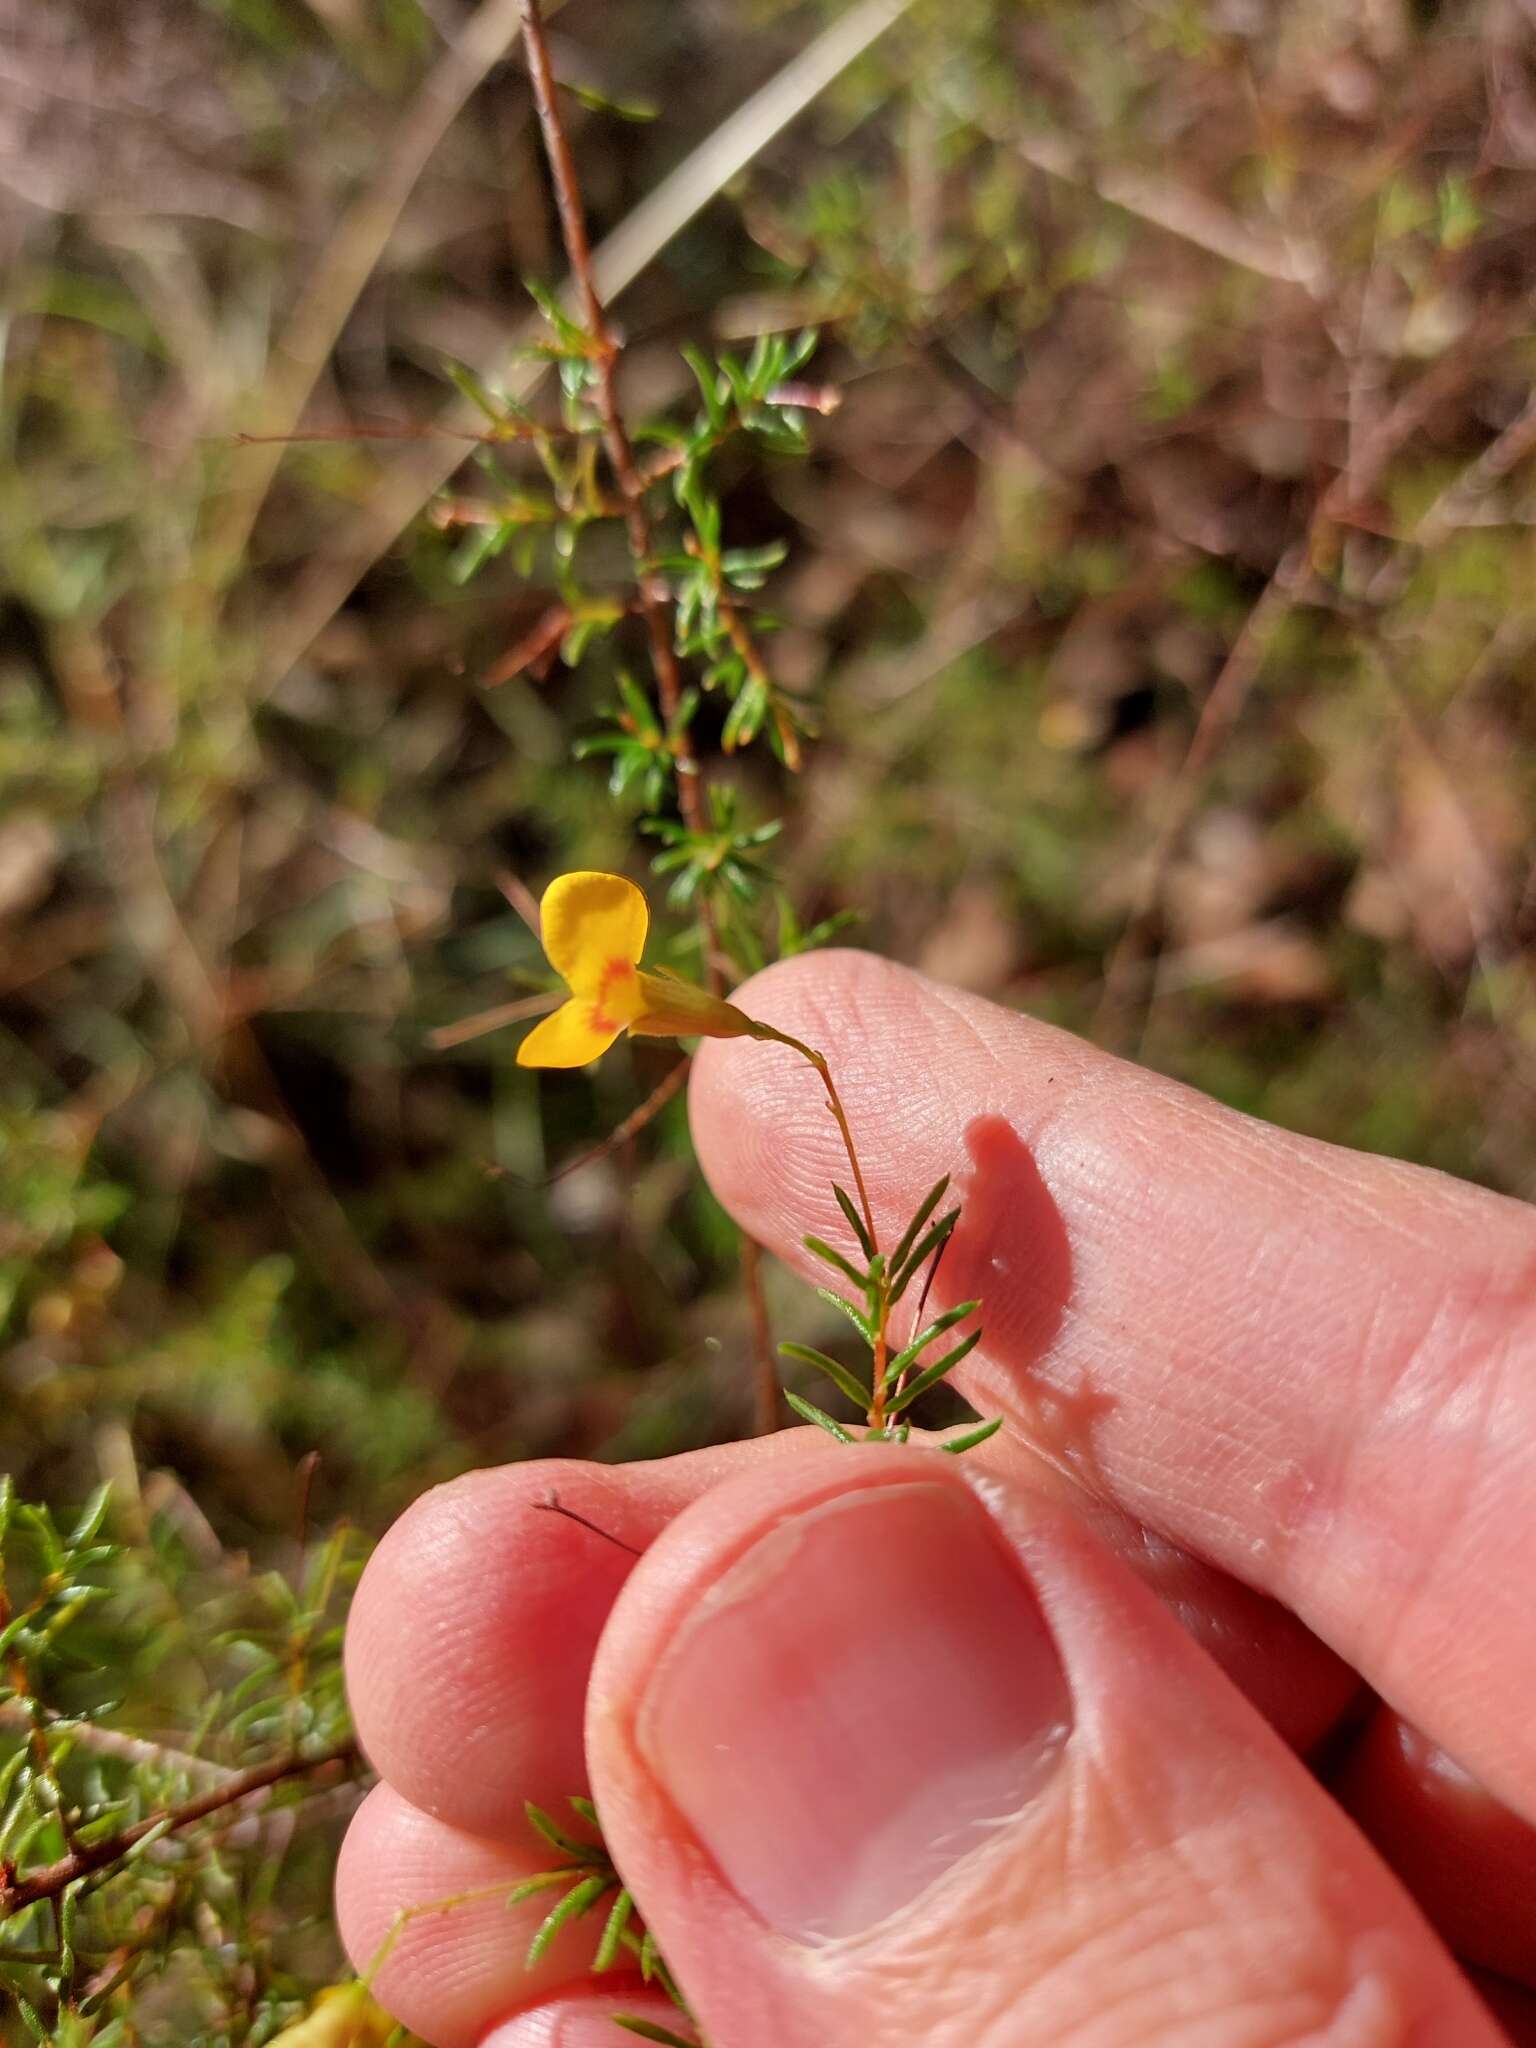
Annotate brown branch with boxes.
[739,1233,780,1435]
[254,0,916,701]
[1093,544,1312,1046]
[542,1057,690,1185]
[718,588,803,772]
[0,1740,359,1920]
[231,419,582,447]
[428,990,563,1051]
[481,603,576,685]
[1412,388,1536,549]
[518,0,702,834]
[519,0,783,1431]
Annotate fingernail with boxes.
[636,1478,1071,1942]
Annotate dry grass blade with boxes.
[428,991,561,1050]
[205,0,532,587]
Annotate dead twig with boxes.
[1093,544,1313,1046]
[1411,388,1536,548]
[0,1702,236,1788]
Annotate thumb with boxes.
[586,1446,1502,2048]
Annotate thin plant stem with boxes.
[518,0,777,1431]
[740,1233,779,1436]
[517,0,702,834]
[746,1020,895,1424]
[752,1026,877,1253]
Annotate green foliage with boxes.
[7,0,1536,2039]
[574,673,700,813]
[782,1175,998,1447]
[643,789,782,914]
[0,1484,365,2042]
[511,1799,688,2027]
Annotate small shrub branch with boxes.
[0,1739,360,1922]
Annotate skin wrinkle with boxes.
[1314,1259,1534,1663]
[1348,1331,1524,1700]
[961,1832,1348,2048]
[339,1447,1510,2047]
[986,1060,1533,1676]
[987,1097,1343,1556]
[1139,1814,1417,2048]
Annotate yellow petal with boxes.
[539,871,648,997]
[516,997,624,1068]
[266,1985,397,2047]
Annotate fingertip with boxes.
[335,1784,521,2048]
[689,952,1536,1831]
[345,1463,641,1833]
[336,1783,632,2048]
[689,949,892,1231]
[1335,1710,1536,1985]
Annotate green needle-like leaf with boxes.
[784,1392,855,1443]
[526,1873,613,1969]
[593,1886,634,1972]
[815,1286,876,1345]
[887,1176,950,1277]
[778,1341,870,1414]
[888,1208,960,1304]
[940,1417,1005,1455]
[614,2022,697,2047]
[832,1184,876,1261]
[524,1801,601,1861]
[883,1300,980,1383]
[885,1329,983,1414]
[802,1234,866,1288]
[504,1869,574,1909]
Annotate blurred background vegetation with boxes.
[4,0,1536,2037]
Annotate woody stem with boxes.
[521,0,774,1432]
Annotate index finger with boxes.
[689,950,1536,1822]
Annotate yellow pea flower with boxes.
[516,871,759,1068]
[265,1983,398,2046]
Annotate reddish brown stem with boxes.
[740,1233,780,1435]
[0,1740,359,1919]
[517,0,702,835]
[518,0,777,1430]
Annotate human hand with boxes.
[337,952,1536,2047]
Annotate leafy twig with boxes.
[519,0,784,1432]
[518,0,703,838]
[0,1739,360,1921]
